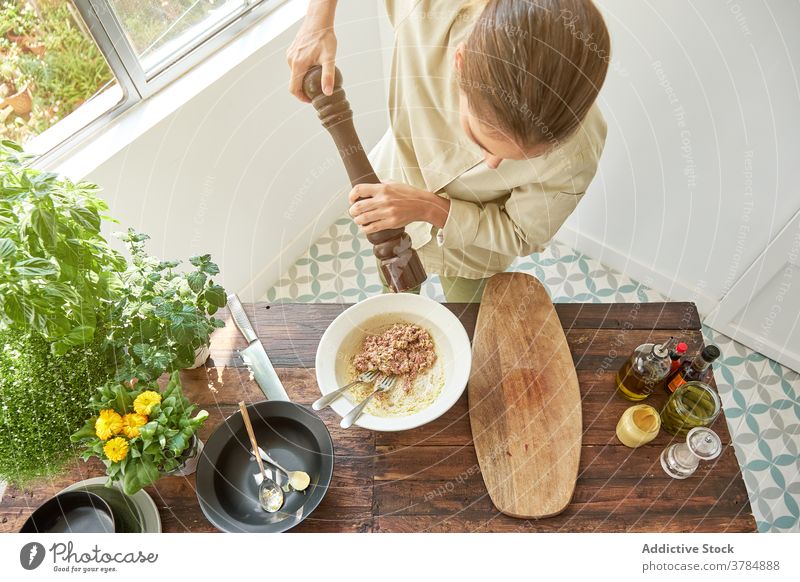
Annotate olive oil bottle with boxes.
[616,337,677,401]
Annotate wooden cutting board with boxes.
[468,272,582,518]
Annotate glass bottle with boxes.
[666,345,720,393]
[669,342,688,373]
[661,427,722,479]
[616,337,677,401]
[660,381,721,437]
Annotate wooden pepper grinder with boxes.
[302,65,427,293]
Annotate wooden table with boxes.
[0,302,756,532]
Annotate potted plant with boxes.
[0,140,124,486]
[105,229,226,383]
[0,139,228,488]
[71,371,208,496]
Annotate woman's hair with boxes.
[459,0,610,151]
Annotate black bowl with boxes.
[21,491,116,533]
[196,400,334,532]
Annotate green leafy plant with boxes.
[0,139,122,486]
[0,326,115,486]
[0,140,125,355]
[0,141,227,488]
[71,371,208,496]
[106,228,226,383]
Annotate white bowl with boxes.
[314,294,472,431]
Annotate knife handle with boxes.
[227,293,258,344]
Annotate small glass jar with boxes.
[616,404,661,448]
[660,381,721,438]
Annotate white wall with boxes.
[558,0,800,314]
[86,1,390,301]
[79,0,800,314]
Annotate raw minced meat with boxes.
[352,323,436,380]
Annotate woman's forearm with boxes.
[305,0,338,26]
[424,195,451,230]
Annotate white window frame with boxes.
[31,0,284,164]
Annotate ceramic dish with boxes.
[60,477,161,533]
[20,491,115,533]
[315,293,472,431]
[195,400,334,533]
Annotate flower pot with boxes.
[0,85,32,116]
[187,345,210,369]
[163,435,203,477]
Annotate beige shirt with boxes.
[370,0,607,279]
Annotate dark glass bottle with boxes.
[666,345,721,393]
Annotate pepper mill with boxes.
[302,65,427,293]
[660,426,722,479]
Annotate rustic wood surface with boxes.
[469,273,582,518]
[0,301,755,533]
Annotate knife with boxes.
[226,293,289,402]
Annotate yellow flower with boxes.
[121,413,148,439]
[133,390,162,416]
[103,437,129,462]
[95,409,123,441]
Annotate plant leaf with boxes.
[13,257,59,277]
[122,459,160,496]
[0,237,16,259]
[203,284,226,308]
[187,271,206,293]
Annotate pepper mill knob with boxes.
[302,65,427,293]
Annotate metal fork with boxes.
[340,375,398,429]
[312,370,379,411]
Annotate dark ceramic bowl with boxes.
[20,491,116,533]
[196,400,334,533]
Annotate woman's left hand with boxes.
[348,182,450,234]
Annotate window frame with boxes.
[32,0,284,165]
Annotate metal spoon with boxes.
[238,401,283,513]
[258,447,311,492]
[312,370,379,410]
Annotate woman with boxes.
[287,0,609,301]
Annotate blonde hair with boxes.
[460,0,610,150]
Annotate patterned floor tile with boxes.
[266,213,800,532]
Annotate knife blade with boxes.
[226,293,289,402]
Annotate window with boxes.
[2,0,279,156]
[0,1,120,145]
[107,0,257,78]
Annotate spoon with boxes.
[258,447,311,492]
[238,402,283,513]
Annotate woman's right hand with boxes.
[287,3,338,103]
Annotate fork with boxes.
[312,370,379,411]
[340,375,398,429]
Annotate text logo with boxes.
[20,542,46,570]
